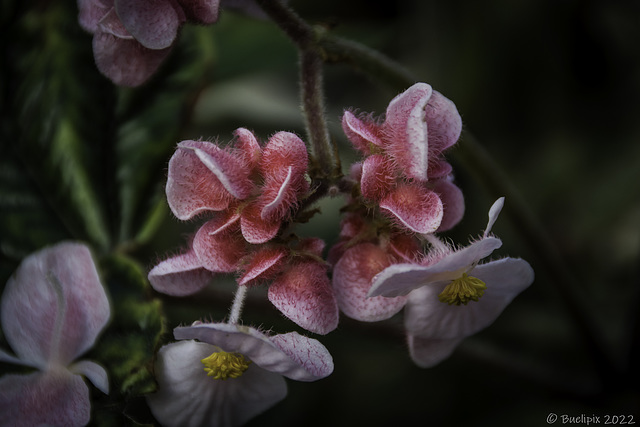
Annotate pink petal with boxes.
[424,90,462,154]
[383,83,433,181]
[268,262,339,335]
[360,154,395,201]
[404,259,534,339]
[259,166,296,221]
[270,332,334,380]
[114,0,184,50]
[147,340,287,427]
[178,0,221,24]
[238,247,288,286]
[78,0,112,33]
[187,140,254,200]
[240,202,281,244]
[260,131,308,182]
[1,242,110,367]
[341,110,383,154]
[97,7,132,38]
[0,370,90,427]
[233,127,262,170]
[427,159,453,180]
[368,237,503,298]
[166,140,237,220]
[332,243,407,322]
[407,334,464,368]
[297,237,325,257]
[92,32,171,87]
[173,323,334,381]
[379,184,443,234]
[148,250,214,296]
[193,215,246,272]
[433,178,465,232]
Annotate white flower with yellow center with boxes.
[146,322,334,427]
[367,198,534,367]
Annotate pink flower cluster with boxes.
[149,129,339,335]
[77,0,221,86]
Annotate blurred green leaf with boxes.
[2,1,116,255]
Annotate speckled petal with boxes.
[379,184,443,234]
[148,250,214,296]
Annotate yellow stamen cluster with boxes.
[438,273,487,305]
[201,351,251,380]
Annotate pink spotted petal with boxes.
[148,250,214,296]
[233,127,262,169]
[404,258,534,340]
[92,33,171,87]
[193,214,246,272]
[368,237,503,298]
[260,132,308,182]
[424,90,462,154]
[1,243,109,368]
[332,243,407,322]
[0,370,90,427]
[427,159,453,180]
[240,203,281,244]
[260,166,295,222]
[298,237,325,257]
[341,110,384,154]
[166,141,239,220]
[433,178,465,232]
[114,0,184,50]
[379,184,443,234]
[383,83,433,181]
[238,247,288,286]
[187,140,254,200]
[407,334,464,368]
[173,323,334,381]
[178,0,221,24]
[268,263,339,335]
[147,340,287,427]
[360,154,395,201]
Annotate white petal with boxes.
[69,360,109,394]
[147,340,287,427]
[404,258,534,340]
[368,237,503,297]
[407,334,464,368]
[485,197,505,236]
[1,242,110,368]
[174,323,333,381]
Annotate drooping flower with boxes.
[368,198,535,367]
[77,0,220,86]
[342,82,464,233]
[147,322,334,427]
[0,242,110,426]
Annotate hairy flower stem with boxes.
[228,284,248,325]
[256,0,338,181]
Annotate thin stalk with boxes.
[228,284,248,325]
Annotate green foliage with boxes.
[89,253,165,425]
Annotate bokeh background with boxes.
[1,0,639,426]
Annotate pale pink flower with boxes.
[342,82,464,233]
[77,0,220,86]
[368,198,535,367]
[0,242,110,426]
[147,322,333,427]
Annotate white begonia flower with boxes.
[0,242,110,426]
[367,198,534,367]
[147,322,334,427]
